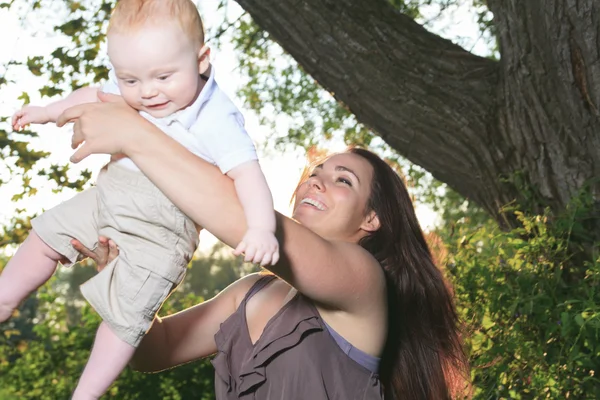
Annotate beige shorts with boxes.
[31,163,199,347]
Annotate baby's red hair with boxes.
[108,0,205,48]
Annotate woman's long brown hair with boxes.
[349,148,469,399]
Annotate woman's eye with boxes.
[308,173,317,178]
[158,75,170,81]
[337,177,352,186]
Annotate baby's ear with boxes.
[198,45,211,75]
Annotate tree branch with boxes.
[234,0,501,212]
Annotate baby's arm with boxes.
[227,160,279,266]
[12,86,100,130]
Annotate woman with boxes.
[60,92,468,399]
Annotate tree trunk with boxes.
[487,0,600,215]
[234,0,600,226]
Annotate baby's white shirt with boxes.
[102,65,258,174]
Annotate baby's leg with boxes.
[0,230,65,322]
[72,322,135,400]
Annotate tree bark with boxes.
[487,0,600,214]
[234,0,600,225]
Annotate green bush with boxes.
[0,290,216,400]
[447,208,599,399]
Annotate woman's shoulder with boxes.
[336,241,386,289]
[230,272,274,310]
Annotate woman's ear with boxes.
[198,45,211,75]
[361,210,380,233]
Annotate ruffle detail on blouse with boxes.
[213,294,323,396]
[211,313,238,392]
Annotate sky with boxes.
[0,0,492,253]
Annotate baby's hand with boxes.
[12,105,51,131]
[233,228,279,266]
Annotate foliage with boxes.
[0,288,216,399]
[443,190,600,398]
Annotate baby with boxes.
[0,0,278,398]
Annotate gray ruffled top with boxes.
[211,275,384,399]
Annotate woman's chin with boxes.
[292,208,318,223]
[292,212,317,228]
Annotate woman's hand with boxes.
[71,236,119,272]
[56,91,153,163]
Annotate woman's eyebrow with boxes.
[315,164,360,183]
[335,166,360,183]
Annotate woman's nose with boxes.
[308,176,324,191]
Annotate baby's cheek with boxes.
[120,91,141,109]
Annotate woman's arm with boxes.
[71,235,262,372]
[131,273,261,372]
[58,94,384,312]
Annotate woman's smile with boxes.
[299,197,327,211]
